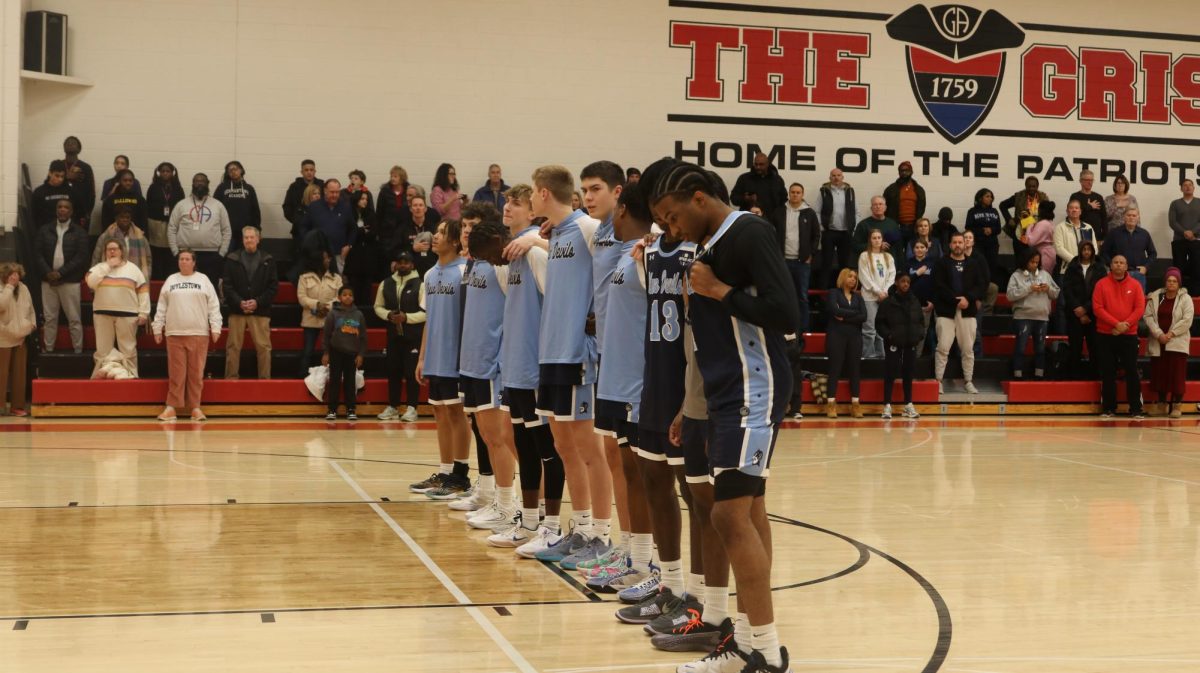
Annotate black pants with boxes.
[1065,316,1097,379]
[1172,239,1200,295]
[194,251,225,292]
[821,230,853,287]
[826,329,862,400]
[327,350,357,412]
[883,342,916,404]
[386,334,420,407]
[1097,334,1142,414]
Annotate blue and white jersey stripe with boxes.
[597,241,645,409]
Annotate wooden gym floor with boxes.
[0,416,1197,672]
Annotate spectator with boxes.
[1168,178,1200,294]
[341,169,373,211]
[86,239,149,379]
[101,155,142,200]
[1101,208,1156,290]
[1026,201,1057,274]
[769,182,820,333]
[307,179,355,273]
[1053,199,1096,274]
[876,270,923,420]
[931,206,959,253]
[291,183,324,254]
[214,160,262,253]
[1144,267,1193,418]
[375,251,425,422]
[813,168,858,288]
[570,190,584,212]
[906,239,936,355]
[1007,249,1060,380]
[1062,241,1106,379]
[411,231,436,277]
[62,136,95,230]
[906,217,943,262]
[31,160,76,229]
[1000,177,1048,262]
[858,229,895,359]
[297,250,341,378]
[283,159,324,236]
[731,152,787,216]
[883,161,926,242]
[145,162,185,280]
[396,194,440,258]
[625,167,641,184]
[965,188,1001,276]
[152,250,223,422]
[223,227,278,380]
[168,173,231,288]
[100,169,149,233]
[1104,175,1138,238]
[1092,254,1146,418]
[472,164,510,211]
[406,183,426,206]
[1070,170,1108,240]
[852,195,900,256]
[377,165,412,249]
[93,205,152,280]
[825,268,866,418]
[322,286,367,421]
[962,230,994,358]
[343,190,383,302]
[0,264,35,416]
[933,233,987,394]
[35,199,88,353]
[430,163,465,221]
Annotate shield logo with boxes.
[886,4,1026,144]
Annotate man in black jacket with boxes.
[35,199,89,353]
[282,159,324,232]
[31,161,77,229]
[62,136,95,231]
[932,232,987,394]
[768,183,821,333]
[374,251,425,422]
[223,226,278,379]
[730,153,787,218]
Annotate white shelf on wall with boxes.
[19,70,92,87]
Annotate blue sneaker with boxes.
[534,530,588,563]
[560,536,611,570]
[617,568,660,604]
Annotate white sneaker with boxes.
[399,407,419,423]
[515,525,562,559]
[467,502,510,530]
[964,381,979,394]
[448,486,490,512]
[376,406,400,421]
[902,403,920,419]
[488,518,535,548]
[880,403,892,420]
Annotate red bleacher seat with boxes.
[33,378,424,405]
[1003,380,1200,403]
[55,326,390,352]
[800,380,940,403]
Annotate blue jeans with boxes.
[1012,318,1048,377]
[1130,270,1147,293]
[300,327,320,378]
[785,259,811,333]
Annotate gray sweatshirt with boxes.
[1006,268,1060,321]
[168,196,232,255]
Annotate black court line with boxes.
[493,606,512,616]
[770,537,869,592]
[12,620,27,631]
[769,513,951,673]
[260,613,275,623]
[226,498,237,504]
[67,501,77,507]
[538,560,605,602]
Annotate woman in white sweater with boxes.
[152,249,223,421]
[0,263,36,416]
[857,229,895,358]
[86,239,150,379]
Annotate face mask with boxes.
[193,185,209,198]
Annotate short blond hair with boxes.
[302,183,322,203]
[836,268,857,290]
[505,183,533,207]
[532,165,575,205]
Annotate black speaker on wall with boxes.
[24,11,68,75]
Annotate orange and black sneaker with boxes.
[650,607,724,652]
[674,619,750,672]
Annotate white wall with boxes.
[17,0,1200,253]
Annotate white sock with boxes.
[521,507,539,531]
[702,585,730,626]
[751,622,783,668]
[439,463,452,475]
[478,474,496,496]
[573,509,593,535]
[543,514,561,533]
[734,612,751,649]
[497,485,515,511]
[661,560,684,595]
[686,572,706,599]
[619,530,632,551]
[631,534,654,572]
[593,517,612,544]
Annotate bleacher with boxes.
[30,282,1200,417]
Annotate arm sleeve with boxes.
[719,223,800,332]
[405,281,427,325]
[916,185,927,219]
[138,284,151,317]
[1046,274,1060,300]
[218,202,232,257]
[418,274,428,311]
[151,283,169,336]
[1093,282,1117,326]
[358,312,368,357]
[298,275,319,312]
[222,257,244,306]
[1006,273,1030,301]
[999,195,1016,223]
[250,186,262,229]
[1146,233,1157,263]
[373,282,390,322]
[430,187,448,215]
[207,278,224,333]
[322,312,334,350]
[1052,224,1072,262]
[1125,288,1147,326]
[62,232,90,279]
[1171,296,1194,337]
[258,259,279,306]
[167,203,181,255]
[33,232,51,277]
[1166,201,1181,236]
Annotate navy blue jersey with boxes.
[688,211,795,425]
[639,237,696,432]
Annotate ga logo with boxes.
[886,4,1025,144]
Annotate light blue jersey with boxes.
[597,241,646,410]
[459,259,508,381]
[539,210,600,367]
[591,215,623,354]
[501,228,548,390]
[419,256,467,378]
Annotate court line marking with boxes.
[329,460,537,673]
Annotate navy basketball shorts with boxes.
[595,398,639,439]
[426,376,463,406]
[708,420,778,501]
[636,428,684,466]
[459,376,502,413]
[680,416,710,484]
[536,363,595,421]
[501,387,546,427]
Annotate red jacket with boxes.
[1092,273,1146,335]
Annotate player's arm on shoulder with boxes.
[723,221,800,333]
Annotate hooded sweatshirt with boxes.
[168,196,232,255]
[1006,267,1060,321]
[875,284,925,348]
[323,302,368,357]
[0,283,36,348]
[1092,272,1146,335]
[214,178,262,241]
[731,165,787,216]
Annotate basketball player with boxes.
[412,219,472,496]
[646,160,799,673]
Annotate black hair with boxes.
[301,159,316,168]
[302,248,328,277]
[937,206,954,222]
[617,181,652,226]
[193,172,209,181]
[467,218,510,257]
[973,188,993,206]
[348,169,366,183]
[113,154,129,166]
[55,198,73,212]
[580,160,625,189]
[441,219,464,252]
[114,204,134,218]
[1037,200,1056,221]
[64,136,81,150]
[626,167,641,179]
[1078,240,1097,257]
[223,160,245,181]
[433,163,459,191]
[48,159,67,174]
[643,159,729,205]
[461,201,500,222]
[1021,248,1042,269]
[338,286,354,296]
[114,169,135,189]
